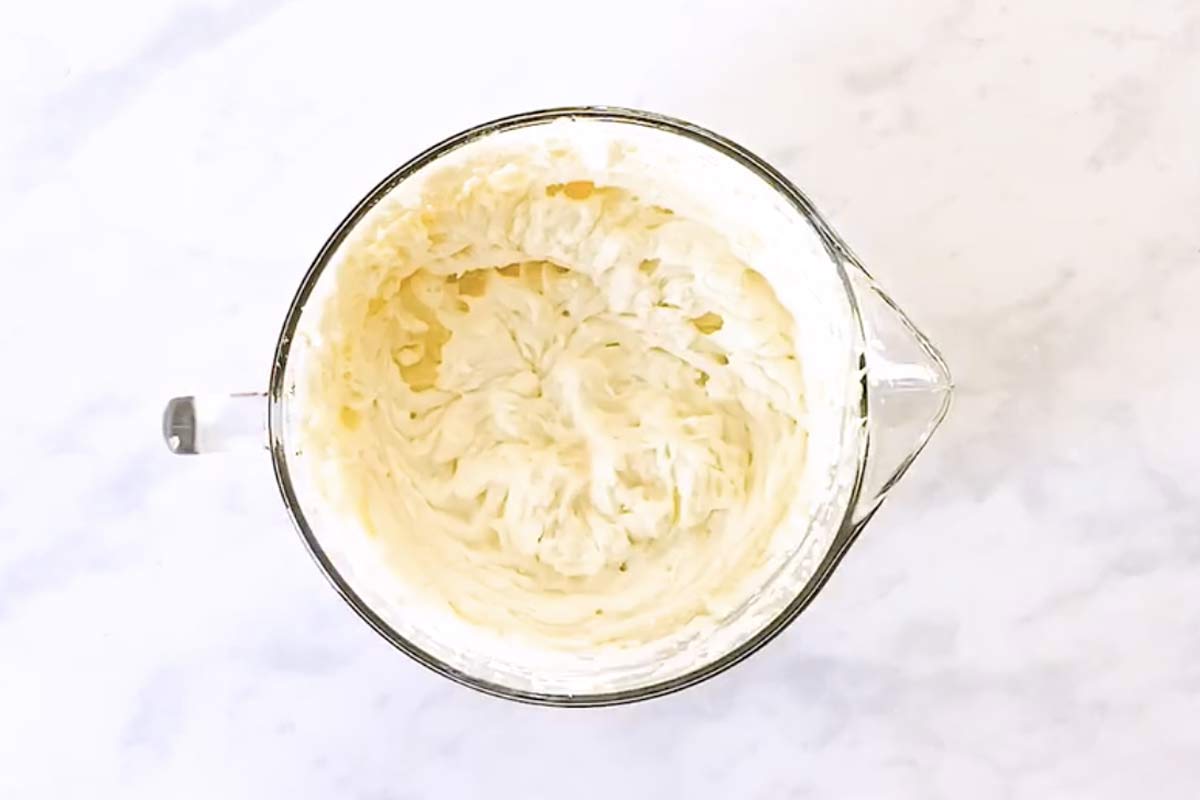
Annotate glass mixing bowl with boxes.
[163,107,951,705]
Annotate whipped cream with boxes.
[296,120,856,666]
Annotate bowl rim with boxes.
[266,106,873,707]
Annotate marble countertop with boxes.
[2,0,1198,797]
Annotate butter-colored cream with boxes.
[300,140,807,648]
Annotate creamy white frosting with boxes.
[298,128,816,650]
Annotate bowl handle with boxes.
[162,392,267,455]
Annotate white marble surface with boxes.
[2,0,1198,796]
